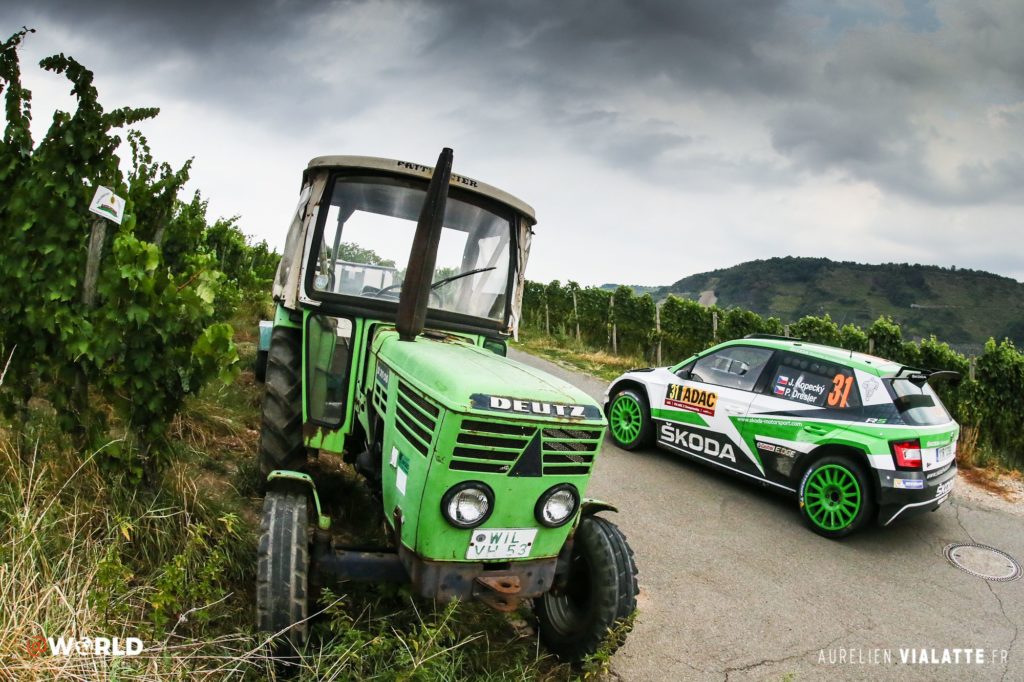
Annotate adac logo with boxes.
[665,384,717,416]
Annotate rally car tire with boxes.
[798,455,873,539]
[256,489,310,651]
[259,327,307,477]
[534,515,638,662]
[608,389,654,450]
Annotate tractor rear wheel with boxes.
[259,326,306,476]
[254,349,268,383]
[534,515,638,662]
[256,489,310,650]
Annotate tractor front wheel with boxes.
[534,515,638,662]
[259,326,306,476]
[256,489,310,650]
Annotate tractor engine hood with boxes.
[377,335,604,424]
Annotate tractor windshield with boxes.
[310,176,513,322]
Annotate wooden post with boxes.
[655,302,662,366]
[712,311,718,341]
[610,293,617,354]
[572,290,581,344]
[544,301,550,336]
[74,218,108,447]
[969,357,976,382]
[784,324,790,338]
[82,219,107,308]
[868,337,875,355]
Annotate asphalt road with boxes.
[510,349,1023,682]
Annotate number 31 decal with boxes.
[828,374,854,408]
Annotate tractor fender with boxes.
[580,498,618,517]
[266,470,331,531]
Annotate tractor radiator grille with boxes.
[541,427,603,475]
[448,419,603,476]
[449,419,532,474]
[373,380,386,416]
[395,380,439,457]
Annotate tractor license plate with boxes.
[466,528,537,560]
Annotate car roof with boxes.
[712,338,904,376]
[306,155,536,223]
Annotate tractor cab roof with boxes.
[306,155,536,225]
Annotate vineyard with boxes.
[522,281,1024,471]
[0,30,586,680]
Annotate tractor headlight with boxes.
[535,484,580,528]
[441,482,494,529]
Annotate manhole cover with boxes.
[944,543,1022,582]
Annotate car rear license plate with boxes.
[924,444,955,470]
[466,528,537,560]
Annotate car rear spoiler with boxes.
[890,366,961,387]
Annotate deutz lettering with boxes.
[490,396,586,418]
[665,384,718,416]
[469,393,602,419]
[659,423,736,463]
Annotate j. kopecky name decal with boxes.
[665,384,718,416]
[470,394,601,420]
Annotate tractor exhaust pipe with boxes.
[397,147,453,341]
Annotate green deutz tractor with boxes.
[255,148,638,661]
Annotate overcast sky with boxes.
[3,1,1022,285]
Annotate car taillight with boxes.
[891,439,922,469]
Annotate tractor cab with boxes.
[256,150,637,663]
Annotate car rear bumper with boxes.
[876,462,957,526]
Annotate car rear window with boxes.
[885,380,951,426]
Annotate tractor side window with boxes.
[766,352,861,409]
[689,346,773,392]
[306,315,354,425]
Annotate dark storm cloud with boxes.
[4,0,1023,206]
[424,0,803,95]
[3,0,320,51]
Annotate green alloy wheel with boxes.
[799,456,872,539]
[608,389,653,450]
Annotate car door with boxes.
[739,350,863,489]
[656,344,774,481]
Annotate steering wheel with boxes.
[369,283,442,307]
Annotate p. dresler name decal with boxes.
[470,394,602,420]
[665,384,718,416]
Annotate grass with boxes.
[0,312,620,680]
[511,331,649,382]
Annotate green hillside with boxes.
[656,257,1024,347]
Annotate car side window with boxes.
[767,351,862,409]
[688,346,774,392]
